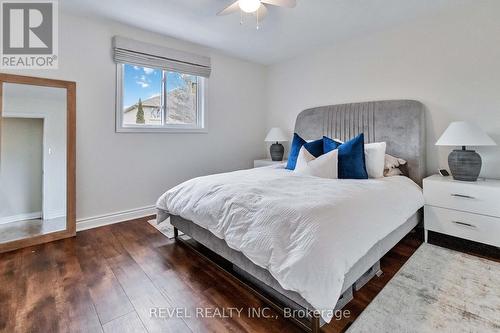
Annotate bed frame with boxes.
[165,100,426,332]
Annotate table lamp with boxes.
[265,128,288,161]
[435,121,496,181]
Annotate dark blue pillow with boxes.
[323,136,341,153]
[303,138,324,158]
[324,134,368,179]
[286,133,307,170]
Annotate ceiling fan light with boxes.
[239,0,261,13]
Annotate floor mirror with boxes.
[0,74,76,253]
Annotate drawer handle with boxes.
[452,220,477,229]
[450,193,475,199]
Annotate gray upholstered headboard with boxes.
[294,100,426,185]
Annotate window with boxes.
[113,36,210,133]
[117,64,206,132]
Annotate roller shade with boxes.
[113,36,211,78]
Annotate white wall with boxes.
[5,2,498,227]
[266,2,500,179]
[3,12,267,223]
[0,118,43,221]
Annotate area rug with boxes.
[347,243,500,333]
[148,217,183,239]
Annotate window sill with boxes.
[116,126,208,134]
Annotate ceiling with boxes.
[61,0,465,65]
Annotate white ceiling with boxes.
[61,0,465,65]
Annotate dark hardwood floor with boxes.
[0,217,496,333]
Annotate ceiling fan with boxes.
[217,0,297,29]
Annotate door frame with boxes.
[0,73,76,253]
[1,113,47,220]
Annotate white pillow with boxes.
[294,147,338,179]
[364,142,386,178]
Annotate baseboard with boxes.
[0,212,42,225]
[45,209,66,220]
[76,205,156,232]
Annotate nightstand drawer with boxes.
[423,179,500,217]
[425,206,500,247]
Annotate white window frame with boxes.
[115,63,208,133]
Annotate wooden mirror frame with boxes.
[0,73,76,253]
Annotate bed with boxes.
[156,99,426,332]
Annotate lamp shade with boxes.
[435,121,496,147]
[265,127,288,142]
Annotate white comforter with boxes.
[156,166,424,322]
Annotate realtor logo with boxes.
[1,0,58,69]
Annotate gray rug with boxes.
[347,243,500,333]
[148,217,183,239]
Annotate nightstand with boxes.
[253,159,287,168]
[423,175,500,247]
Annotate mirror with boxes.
[0,74,75,253]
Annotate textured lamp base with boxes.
[448,149,481,182]
[270,143,284,161]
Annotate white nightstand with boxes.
[423,175,500,247]
[253,159,287,168]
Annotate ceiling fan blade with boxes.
[217,1,240,16]
[261,0,296,8]
[255,4,268,21]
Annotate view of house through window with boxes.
[120,64,202,130]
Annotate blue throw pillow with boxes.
[323,136,341,153]
[324,133,368,179]
[286,133,307,170]
[303,138,324,158]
